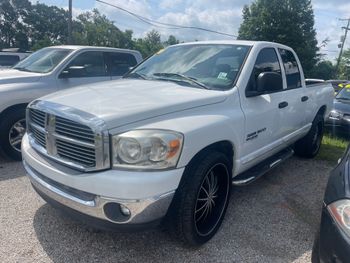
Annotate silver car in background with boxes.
[0,45,142,160]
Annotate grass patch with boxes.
[317,134,349,164]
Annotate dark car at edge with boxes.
[326,87,350,133]
[312,145,350,263]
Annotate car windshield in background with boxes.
[125,44,251,90]
[336,87,350,100]
[13,48,72,73]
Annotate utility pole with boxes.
[67,0,73,44]
[336,18,350,76]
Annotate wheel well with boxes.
[0,104,28,123]
[190,140,234,166]
[316,105,327,118]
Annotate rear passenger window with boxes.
[278,49,301,89]
[107,52,137,76]
[247,48,283,93]
[0,55,20,66]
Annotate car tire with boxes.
[294,114,324,158]
[168,150,232,246]
[311,229,320,263]
[0,108,26,161]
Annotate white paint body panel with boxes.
[23,40,334,200]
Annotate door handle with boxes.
[301,96,309,102]
[278,101,288,109]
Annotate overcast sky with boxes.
[33,0,350,61]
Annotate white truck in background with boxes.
[22,40,333,246]
[0,46,142,160]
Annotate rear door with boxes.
[105,52,138,80]
[56,51,111,89]
[239,47,286,165]
[277,48,308,142]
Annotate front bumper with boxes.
[22,134,184,226]
[319,206,350,263]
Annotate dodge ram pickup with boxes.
[0,45,142,160]
[22,40,333,246]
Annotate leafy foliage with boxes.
[0,1,179,57]
[308,60,336,80]
[238,0,319,76]
[338,49,350,80]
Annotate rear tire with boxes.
[294,114,324,158]
[169,150,232,246]
[0,109,26,161]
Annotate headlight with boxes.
[112,130,183,170]
[327,199,350,237]
[329,110,341,120]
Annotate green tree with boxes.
[164,35,179,46]
[25,3,69,49]
[0,0,31,50]
[238,0,319,76]
[308,60,336,80]
[73,9,134,49]
[338,49,350,80]
[135,30,164,57]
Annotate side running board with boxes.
[232,147,294,186]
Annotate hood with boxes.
[333,98,350,113]
[0,69,42,84]
[41,79,228,129]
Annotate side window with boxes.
[248,48,283,93]
[107,52,137,76]
[278,49,301,89]
[64,51,107,78]
[0,55,20,66]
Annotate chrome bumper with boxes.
[24,161,175,225]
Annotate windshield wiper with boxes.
[14,67,33,72]
[124,72,147,80]
[153,72,210,90]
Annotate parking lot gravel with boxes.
[0,155,333,263]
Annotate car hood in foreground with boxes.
[0,69,42,84]
[39,79,228,129]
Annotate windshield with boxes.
[125,44,251,90]
[336,87,350,100]
[13,48,72,73]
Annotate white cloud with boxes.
[160,0,184,9]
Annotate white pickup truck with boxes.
[0,46,142,160]
[22,41,333,246]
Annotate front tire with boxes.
[0,109,26,161]
[169,151,232,246]
[294,114,324,158]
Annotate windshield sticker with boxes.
[217,72,228,80]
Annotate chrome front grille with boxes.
[27,105,109,172]
[30,109,46,127]
[56,139,96,167]
[30,124,46,148]
[55,116,95,144]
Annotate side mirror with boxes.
[257,72,282,93]
[59,66,85,78]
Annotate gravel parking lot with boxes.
[0,155,332,263]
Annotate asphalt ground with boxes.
[0,155,332,263]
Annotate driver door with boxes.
[239,47,286,169]
[57,51,111,89]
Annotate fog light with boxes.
[120,204,131,216]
